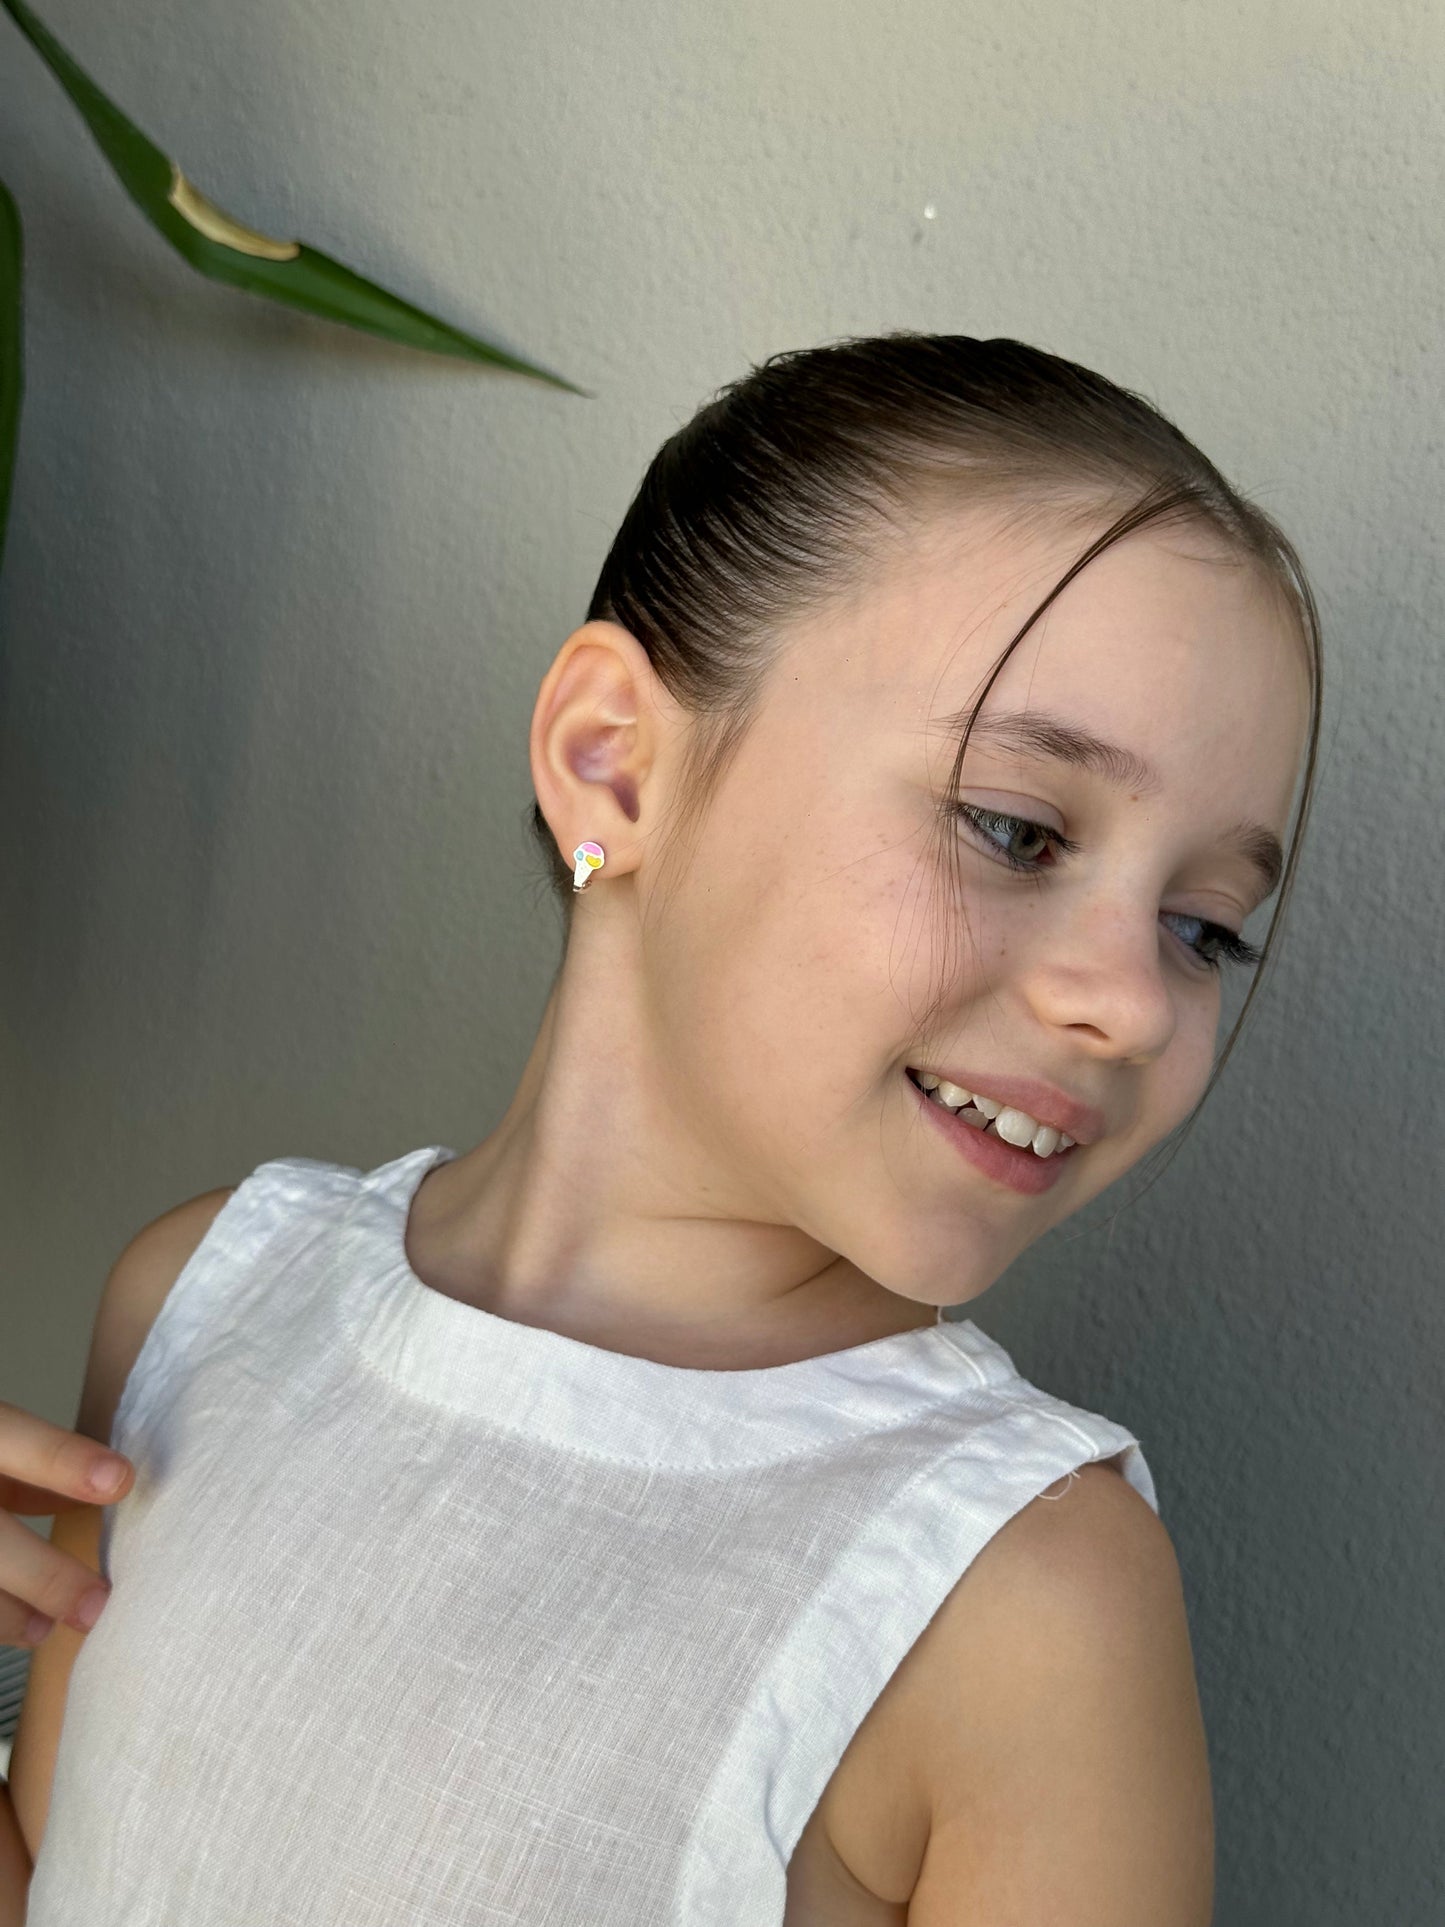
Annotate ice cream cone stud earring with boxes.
[571,841,606,892]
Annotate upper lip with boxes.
[909,1065,1107,1147]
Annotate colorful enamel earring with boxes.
[571,841,605,892]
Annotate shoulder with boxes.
[902,1458,1214,1926]
[73,1185,238,1446]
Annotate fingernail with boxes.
[72,1585,110,1630]
[87,1458,127,1497]
[25,1611,54,1644]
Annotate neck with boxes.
[403,935,940,1370]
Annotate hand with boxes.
[0,1401,132,1647]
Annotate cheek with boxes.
[1106,1017,1220,1177]
[887,848,1009,1024]
[1167,990,1223,1103]
[659,845,917,1156]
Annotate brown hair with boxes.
[527,333,1321,1187]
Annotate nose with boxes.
[1024,898,1181,1064]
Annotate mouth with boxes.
[903,1065,1080,1196]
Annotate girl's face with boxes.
[633,506,1311,1310]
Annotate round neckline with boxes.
[334,1144,1023,1467]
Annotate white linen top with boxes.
[27,1143,1158,1925]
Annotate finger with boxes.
[0,1401,132,1508]
[0,1508,111,1634]
[0,1470,131,1520]
[0,1586,56,1650]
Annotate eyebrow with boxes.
[940,705,1285,905]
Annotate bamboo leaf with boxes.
[0,178,21,578]
[1,0,587,393]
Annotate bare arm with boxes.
[905,1462,1214,1926]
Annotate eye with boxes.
[951,802,1264,976]
[1157,912,1265,974]
[953,802,1076,874]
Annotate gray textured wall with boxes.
[2,1,1441,1920]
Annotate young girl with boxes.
[3,332,1320,1924]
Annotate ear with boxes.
[528,619,673,881]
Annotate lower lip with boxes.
[905,1069,1078,1196]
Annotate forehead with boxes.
[791,502,1311,815]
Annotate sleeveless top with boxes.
[27,1145,1159,1926]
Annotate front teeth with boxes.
[914,1071,1074,1157]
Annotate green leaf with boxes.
[0,177,20,579]
[0,0,588,393]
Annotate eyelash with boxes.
[952,804,1265,976]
